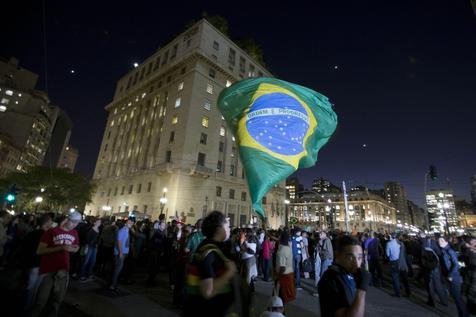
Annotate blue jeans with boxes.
[111,254,126,288]
[424,268,449,305]
[321,258,333,277]
[80,246,98,278]
[390,261,401,296]
[448,276,469,317]
[293,254,302,287]
[314,254,321,287]
[263,258,271,282]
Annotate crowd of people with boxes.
[1,208,475,317]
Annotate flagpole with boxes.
[343,181,349,233]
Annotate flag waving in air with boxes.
[218,78,338,220]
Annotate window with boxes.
[104,144,108,152]
[186,39,191,47]
[175,97,181,108]
[200,133,207,144]
[166,150,172,162]
[229,189,235,199]
[241,192,247,201]
[209,68,216,78]
[147,182,152,192]
[226,80,232,87]
[107,188,111,196]
[171,44,178,59]
[216,160,223,172]
[121,186,125,195]
[248,64,255,77]
[128,185,133,194]
[220,126,225,136]
[181,67,186,74]
[203,99,211,110]
[219,142,224,152]
[197,152,206,166]
[114,187,118,196]
[206,83,213,94]
[230,164,235,176]
[162,50,169,65]
[228,48,236,65]
[239,57,246,73]
[118,206,121,213]
[231,146,236,157]
[201,116,209,128]
[1,98,10,105]
[137,183,142,193]
[5,90,13,96]
[167,76,171,83]
[213,41,219,50]
[216,186,222,197]
[172,115,178,125]
[178,82,184,91]
[153,56,161,71]
[169,131,175,142]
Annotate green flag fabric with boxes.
[217,78,338,220]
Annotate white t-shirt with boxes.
[242,241,257,260]
[276,244,293,275]
[260,311,285,317]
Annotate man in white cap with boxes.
[31,211,81,317]
[260,296,285,317]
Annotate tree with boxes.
[235,37,267,67]
[0,166,96,213]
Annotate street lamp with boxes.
[284,199,290,228]
[34,196,43,213]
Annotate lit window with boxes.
[206,84,213,94]
[142,92,146,98]
[175,97,181,108]
[5,90,13,96]
[18,93,22,97]
[110,120,114,127]
[172,115,178,125]
[203,99,211,110]
[220,126,225,136]
[0,105,6,112]
[209,68,216,78]
[1,98,9,105]
[201,116,209,128]
[221,115,225,120]
[232,136,235,142]
[213,41,219,50]
[178,82,184,91]
[226,80,232,87]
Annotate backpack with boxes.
[421,247,439,270]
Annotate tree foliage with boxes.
[0,166,96,212]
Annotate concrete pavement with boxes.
[62,270,453,317]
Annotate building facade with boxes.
[0,57,54,172]
[312,177,341,194]
[425,190,458,234]
[58,145,78,172]
[0,134,21,177]
[43,107,73,169]
[286,177,303,200]
[289,190,398,233]
[384,181,411,225]
[407,200,427,229]
[86,19,285,227]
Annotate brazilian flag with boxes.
[218,78,338,220]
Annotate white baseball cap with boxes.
[268,296,283,308]
[68,211,82,222]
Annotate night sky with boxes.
[2,1,475,205]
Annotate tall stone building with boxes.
[86,19,286,228]
[0,57,55,172]
[384,181,411,226]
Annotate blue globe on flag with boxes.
[246,93,310,156]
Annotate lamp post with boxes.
[160,187,168,218]
[284,199,290,228]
